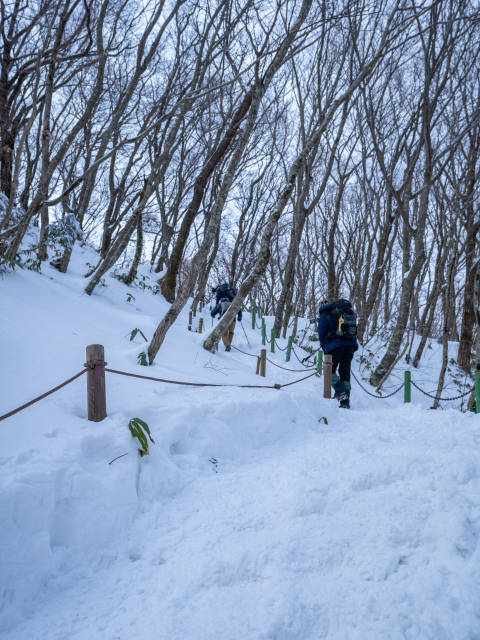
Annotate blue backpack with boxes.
[321,299,357,340]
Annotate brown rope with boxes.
[105,368,279,389]
[84,360,108,369]
[232,345,258,358]
[0,369,87,422]
[410,380,472,402]
[0,356,319,424]
[351,371,404,399]
[278,372,317,387]
[266,357,316,372]
[105,368,316,390]
[233,345,315,372]
[275,340,287,351]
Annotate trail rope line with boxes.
[231,345,316,372]
[275,340,287,351]
[0,360,321,422]
[266,357,316,372]
[232,345,257,358]
[104,368,280,389]
[278,372,317,387]
[410,380,472,402]
[292,346,314,367]
[351,372,404,399]
[2,358,471,423]
[0,369,87,422]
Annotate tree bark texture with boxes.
[160,88,254,302]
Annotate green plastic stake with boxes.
[271,329,275,353]
[261,319,266,345]
[286,336,293,362]
[317,350,323,376]
[404,370,411,403]
[475,371,480,414]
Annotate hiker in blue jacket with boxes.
[211,283,242,352]
[318,299,358,409]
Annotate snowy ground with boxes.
[1,242,480,639]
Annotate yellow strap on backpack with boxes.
[338,316,344,332]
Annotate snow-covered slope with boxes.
[1,244,480,639]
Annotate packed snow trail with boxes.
[1,244,480,639]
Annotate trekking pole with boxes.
[240,320,251,349]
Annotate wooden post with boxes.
[198,318,204,334]
[256,356,261,375]
[252,307,256,330]
[317,350,323,376]
[260,349,266,377]
[323,354,332,399]
[404,370,411,403]
[262,319,266,345]
[189,310,192,325]
[270,329,275,353]
[86,344,107,422]
[286,336,293,362]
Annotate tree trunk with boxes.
[160,88,255,303]
[433,256,455,409]
[458,235,477,372]
[124,213,143,285]
[191,221,220,315]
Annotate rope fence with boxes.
[0,344,324,423]
[351,372,404,399]
[410,379,472,402]
[0,369,87,423]
[3,323,479,422]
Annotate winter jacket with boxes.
[211,301,242,322]
[317,301,358,354]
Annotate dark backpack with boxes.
[322,299,357,340]
[216,283,236,303]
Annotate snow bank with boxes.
[1,243,480,639]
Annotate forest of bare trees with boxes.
[1,0,479,400]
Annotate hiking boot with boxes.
[339,389,350,409]
[225,345,232,352]
[333,380,347,401]
[337,391,348,404]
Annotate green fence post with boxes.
[317,350,323,376]
[270,329,275,353]
[286,336,293,362]
[404,371,411,403]
[251,307,256,330]
[475,370,480,414]
[261,319,266,345]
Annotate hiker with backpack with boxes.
[317,299,358,409]
[210,283,242,352]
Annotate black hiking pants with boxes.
[330,345,355,384]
